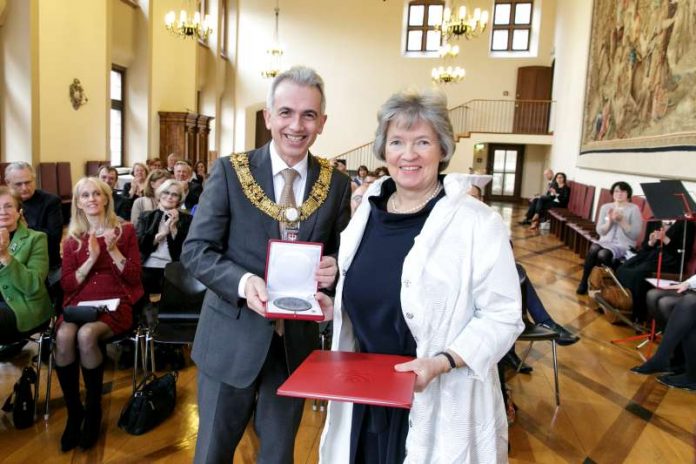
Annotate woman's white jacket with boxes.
[319,174,524,464]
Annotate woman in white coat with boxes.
[318,89,524,463]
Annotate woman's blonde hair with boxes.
[67,177,122,249]
[0,186,26,227]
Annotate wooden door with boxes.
[486,144,524,201]
[255,110,272,148]
[513,66,552,134]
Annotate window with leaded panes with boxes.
[405,0,444,54]
[491,1,533,52]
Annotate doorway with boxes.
[486,144,525,201]
[255,110,272,148]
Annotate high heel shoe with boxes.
[528,219,539,231]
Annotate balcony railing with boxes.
[334,99,555,170]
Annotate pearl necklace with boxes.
[389,182,443,214]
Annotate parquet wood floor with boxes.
[0,203,693,463]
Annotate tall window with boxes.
[405,0,444,54]
[110,66,125,167]
[491,1,533,52]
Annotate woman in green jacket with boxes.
[0,186,52,343]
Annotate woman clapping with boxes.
[56,177,143,451]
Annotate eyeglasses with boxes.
[161,191,181,199]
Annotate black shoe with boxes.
[518,219,531,225]
[540,322,580,346]
[576,282,588,295]
[630,359,673,375]
[656,373,696,392]
[503,352,533,374]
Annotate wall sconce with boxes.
[474,143,485,151]
[69,78,88,110]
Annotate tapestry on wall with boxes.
[581,0,696,154]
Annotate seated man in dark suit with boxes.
[182,65,351,463]
[98,165,132,221]
[173,161,202,211]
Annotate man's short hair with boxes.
[266,66,326,114]
[174,161,192,171]
[98,165,119,177]
[5,162,35,180]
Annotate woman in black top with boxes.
[136,179,192,296]
[528,172,570,230]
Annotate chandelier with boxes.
[438,3,489,41]
[431,43,465,84]
[164,1,213,41]
[262,1,284,79]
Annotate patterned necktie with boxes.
[275,168,298,337]
[279,168,299,240]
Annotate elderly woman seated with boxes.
[136,179,192,296]
[0,187,52,344]
[130,169,172,226]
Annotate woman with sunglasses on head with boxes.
[136,179,192,297]
[56,177,143,451]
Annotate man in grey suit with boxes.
[182,66,351,463]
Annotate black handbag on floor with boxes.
[2,367,37,429]
[118,371,178,435]
[63,305,108,324]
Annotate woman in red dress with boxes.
[55,177,143,452]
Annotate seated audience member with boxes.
[4,162,63,273]
[56,177,143,451]
[617,219,695,322]
[173,161,202,210]
[631,277,696,391]
[577,181,642,294]
[1,163,62,358]
[350,171,377,214]
[122,162,149,200]
[351,164,368,190]
[98,165,131,221]
[519,172,570,230]
[166,153,180,174]
[374,166,389,178]
[146,157,163,170]
[0,187,53,344]
[194,161,208,185]
[136,180,192,296]
[130,169,172,226]
[468,188,579,372]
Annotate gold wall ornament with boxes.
[69,78,88,110]
[230,153,332,225]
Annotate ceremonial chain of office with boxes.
[230,152,332,224]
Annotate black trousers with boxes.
[194,333,305,464]
[0,305,43,345]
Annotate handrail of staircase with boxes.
[333,99,555,170]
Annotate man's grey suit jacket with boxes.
[182,144,352,388]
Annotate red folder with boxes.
[277,350,416,409]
